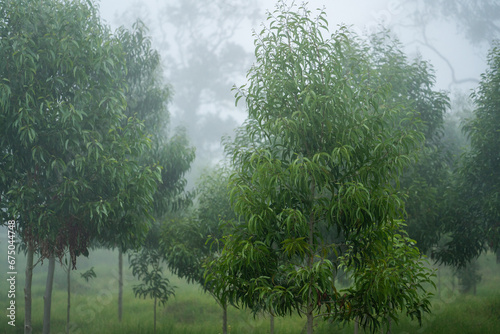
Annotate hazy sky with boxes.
[97,0,486,92]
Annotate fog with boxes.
[98,0,487,90]
[97,0,488,177]
[2,1,498,333]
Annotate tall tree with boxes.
[404,0,500,47]
[394,0,498,89]
[101,21,195,322]
[437,43,500,267]
[0,0,160,332]
[117,0,261,174]
[206,3,434,333]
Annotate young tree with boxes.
[205,3,434,333]
[0,1,160,332]
[162,166,237,334]
[129,224,175,334]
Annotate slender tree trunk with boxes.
[270,313,274,334]
[437,265,441,298]
[118,248,123,322]
[354,316,359,334]
[66,261,71,334]
[306,182,315,334]
[24,244,34,334]
[222,304,228,334]
[154,296,157,334]
[209,292,228,334]
[43,256,56,334]
[306,310,314,334]
[496,249,500,264]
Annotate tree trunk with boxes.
[306,311,314,334]
[118,248,123,322]
[306,182,315,334]
[437,265,441,298]
[354,316,359,334]
[66,260,71,334]
[222,304,228,334]
[270,313,274,334]
[497,249,500,264]
[24,244,34,334]
[154,296,157,334]
[452,271,456,292]
[43,256,56,334]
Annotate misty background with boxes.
[97,0,492,184]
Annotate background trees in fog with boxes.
[116,0,260,174]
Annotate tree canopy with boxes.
[0,0,159,266]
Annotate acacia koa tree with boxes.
[205,3,435,333]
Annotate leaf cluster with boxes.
[162,166,237,287]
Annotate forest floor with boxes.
[1,248,500,333]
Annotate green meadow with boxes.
[1,249,500,333]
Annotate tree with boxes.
[117,0,262,177]
[437,43,500,267]
[0,1,160,332]
[101,21,195,322]
[206,3,434,333]
[404,0,500,48]
[162,166,237,334]
[129,224,175,334]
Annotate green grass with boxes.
[1,249,500,333]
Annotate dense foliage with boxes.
[364,31,451,253]
[162,166,235,286]
[5,0,500,332]
[0,1,194,332]
[437,43,500,267]
[0,0,158,268]
[206,3,435,333]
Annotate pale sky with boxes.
[97,0,486,92]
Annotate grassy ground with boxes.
[1,248,500,333]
